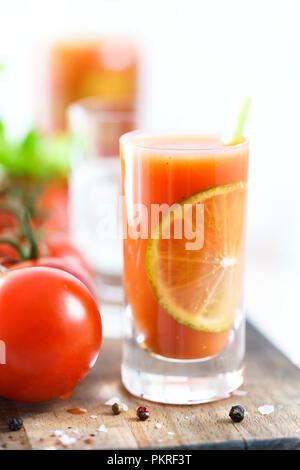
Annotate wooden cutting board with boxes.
[0,323,299,450]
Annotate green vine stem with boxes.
[0,205,39,260]
[0,237,26,261]
[23,210,38,259]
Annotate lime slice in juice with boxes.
[146,181,247,332]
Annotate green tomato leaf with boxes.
[0,124,70,180]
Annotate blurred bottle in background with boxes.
[68,98,137,336]
[38,37,138,134]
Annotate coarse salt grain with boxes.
[155,423,162,429]
[90,415,98,419]
[98,424,107,433]
[58,434,76,446]
[167,432,175,435]
[43,447,57,450]
[105,397,121,406]
[258,405,274,415]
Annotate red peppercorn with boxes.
[137,406,150,421]
[84,438,95,444]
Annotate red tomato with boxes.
[0,267,102,402]
[44,235,94,276]
[0,211,19,232]
[0,211,21,263]
[9,257,97,300]
[36,180,69,234]
[0,242,20,264]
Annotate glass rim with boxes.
[120,130,249,153]
[68,97,136,123]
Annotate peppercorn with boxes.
[112,402,123,415]
[7,417,23,432]
[137,406,150,421]
[84,438,95,444]
[229,405,245,423]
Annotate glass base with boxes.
[122,363,243,405]
[121,304,245,404]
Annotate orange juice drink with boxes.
[120,132,249,404]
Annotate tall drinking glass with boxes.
[120,132,249,404]
[68,99,136,335]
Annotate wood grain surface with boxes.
[0,323,299,450]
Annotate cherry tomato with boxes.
[36,180,69,234]
[43,235,94,276]
[0,242,20,264]
[0,267,102,402]
[0,211,19,232]
[9,257,97,300]
[0,211,21,263]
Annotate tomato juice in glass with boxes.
[120,132,249,404]
[39,39,138,133]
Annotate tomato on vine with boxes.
[0,267,102,402]
[0,208,97,298]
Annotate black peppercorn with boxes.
[112,402,123,415]
[137,406,150,421]
[229,405,245,423]
[7,417,23,432]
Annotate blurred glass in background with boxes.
[68,98,136,299]
[38,38,138,133]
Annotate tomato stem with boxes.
[0,204,39,261]
[0,237,26,260]
[23,210,38,259]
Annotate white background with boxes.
[0,0,300,365]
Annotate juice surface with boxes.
[121,134,249,360]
